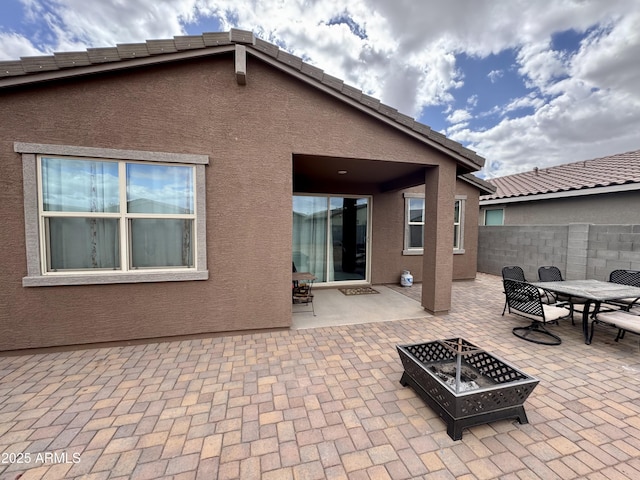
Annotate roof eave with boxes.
[0,45,236,89]
[458,173,496,195]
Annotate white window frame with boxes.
[17,142,209,287]
[454,196,466,254]
[403,193,425,255]
[403,193,466,255]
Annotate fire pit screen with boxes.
[397,338,539,440]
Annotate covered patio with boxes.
[2,273,640,479]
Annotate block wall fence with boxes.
[478,224,640,281]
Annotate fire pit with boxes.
[397,338,539,440]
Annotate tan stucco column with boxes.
[421,164,455,314]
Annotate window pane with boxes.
[130,219,193,268]
[485,209,504,225]
[454,200,460,223]
[293,196,328,282]
[41,157,119,212]
[47,217,120,270]
[329,197,367,282]
[409,198,424,223]
[454,225,460,248]
[127,164,194,214]
[409,224,424,249]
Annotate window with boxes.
[454,197,465,253]
[484,208,504,225]
[17,143,209,286]
[403,195,425,254]
[403,193,465,254]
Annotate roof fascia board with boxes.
[0,45,236,89]
[480,182,640,205]
[458,174,496,195]
[245,47,482,172]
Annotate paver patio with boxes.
[1,273,640,479]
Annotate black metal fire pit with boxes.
[397,338,539,440]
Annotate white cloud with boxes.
[488,70,503,83]
[502,94,545,114]
[0,32,42,59]
[452,83,640,177]
[516,41,568,92]
[569,12,640,98]
[454,6,640,177]
[446,109,472,124]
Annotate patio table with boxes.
[531,279,640,344]
[292,272,316,282]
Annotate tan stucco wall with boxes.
[454,180,481,280]
[0,54,476,350]
[371,180,480,285]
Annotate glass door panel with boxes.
[330,197,368,281]
[293,196,328,282]
[293,195,369,284]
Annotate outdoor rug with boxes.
[338,286,380,295]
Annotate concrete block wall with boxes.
[586,225,640,280]
[477,225,568,280]
[478,224,640,280]
[566,223,589,280]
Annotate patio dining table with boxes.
[292,272,317,282]
[531,279,640,344]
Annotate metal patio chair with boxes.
[606,269,640,311]
[503,279,569,345]
[537,266,587,325]
[292,279,315,316]
[590,308,640,344]
[590,269,640,341]
[501,266,526,315]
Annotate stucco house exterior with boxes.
[0,29,493,351]
[480,150,640,226]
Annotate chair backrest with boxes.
[609,269,640,287]
[538,266,564,282]
[502,266,526,281]
[503,279,544,318]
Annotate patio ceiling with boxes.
[293,154,427,193]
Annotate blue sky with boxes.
[1,0,639,178]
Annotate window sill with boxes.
[23,270,209,287]
[402,249,466,256]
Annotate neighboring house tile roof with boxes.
[0,29,485,172]
[481,149,640,202]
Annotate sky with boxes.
[1,0,639,179]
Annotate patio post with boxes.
[421,164,455,314]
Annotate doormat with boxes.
[339,287,379,296]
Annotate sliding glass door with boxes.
[293,195,370,284]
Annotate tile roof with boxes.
[482,149,640,201]
[0,29,485,171]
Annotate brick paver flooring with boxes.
[2,273,640,479]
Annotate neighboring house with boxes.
[0,29,493,351]
[480,150,640,225]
